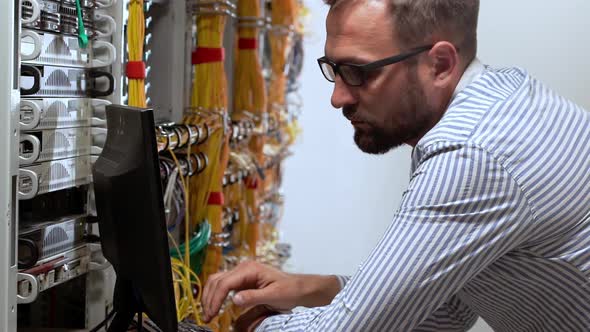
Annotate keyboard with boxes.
[178,321,213,332]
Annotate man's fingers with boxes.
[201,277,216,322]
[202,263,261,321]
[207,270,258,321]
[202,272,225,321]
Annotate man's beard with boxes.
[349,68,432,154]
[353,125,402,154]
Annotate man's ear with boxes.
[428,41,460,87]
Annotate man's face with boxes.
[325,1,435,154]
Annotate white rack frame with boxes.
[0,0,21,331]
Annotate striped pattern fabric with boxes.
[258,64,590,331]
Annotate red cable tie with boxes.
[126,61,146,79]
[246,178,258,189]
[192,47,225,65]
[238,38,258,50]
[208,192,225,206]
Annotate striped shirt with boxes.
[258,60,590,331]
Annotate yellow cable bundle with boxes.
[265,0,297,190]
[284,2,308,146]
[234,0,266,120]
[184,12,227,228]
[185,12,230,285]
[190,14,227,109]
[187,119,222,231]
[203,140,231,282]
[253,0,298,251]
[268,0,297,116]
[234,0,267,259]
[127,0,146,107]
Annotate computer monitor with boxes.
[92,105,177,332]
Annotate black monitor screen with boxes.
[92,105,177,332]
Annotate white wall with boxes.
[280,1,590,331]
[478,1,590,110]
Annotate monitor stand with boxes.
[108,279,144,332]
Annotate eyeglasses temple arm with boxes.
[361,45,434,71]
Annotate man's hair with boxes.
[324,0,480,62]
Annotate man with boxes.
[202,0,590,330]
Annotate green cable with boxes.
[169,221,211,275]
[170,221,211,259]
[75,0,89,49]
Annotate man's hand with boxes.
[201,260,342,323]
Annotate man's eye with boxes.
[365,69,382,79]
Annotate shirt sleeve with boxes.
[334,275,351,290]
[257,144,534,331]
[413,295,478,332]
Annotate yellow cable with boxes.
[127,0,146,107]
[168,149,204,325]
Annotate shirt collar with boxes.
[452,57,485,99]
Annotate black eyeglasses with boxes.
[317,45,433,86]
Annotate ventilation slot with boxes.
[42,227,69,257]
[46,100,69,118]
[38,89,84,97]
[44,131,71,150]
[44,37,71,56]
[46,70,70,87]
[49,162,70,180]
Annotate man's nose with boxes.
[330,76,357,109]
